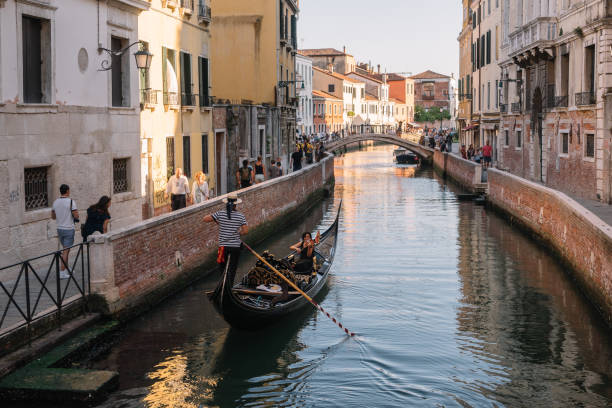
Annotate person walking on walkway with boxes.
[165,168,190,211]
[236,160,254,189]
[254,156,266,184]
[192,171,210,204]
[203,192,248,286]
[460,144,467,160]
[51,184,79,279]
[291,146,303,172]
[82,196,111,242]
[467,144,475,160]
[482,140,493,168]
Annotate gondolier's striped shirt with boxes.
[212,210,247,248]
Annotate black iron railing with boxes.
[575,91,595,106]
[0,243,90,339]
[181,93,197,106]
[500,104,507,113]
[555,95,568,107]
[511,102,521,113]
[198,0,211,21]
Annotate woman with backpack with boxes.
[236,160,254,189]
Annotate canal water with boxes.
[92,146,611,407]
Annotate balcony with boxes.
[163,92,179,106]
[421,94,434,100]
[199,95,212,108]
[508,17,558,59]
[197,1,211,23]
[462,93,472,100]
[500,104,507,113]
[511,102,521,113]
[555,95,568,108]
[140,89,159,107]
[180,0,193,14]
[181,92,197,107]
[575,91,595,106]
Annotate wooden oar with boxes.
[242,241,355,337]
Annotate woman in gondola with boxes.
[290,231,321,274]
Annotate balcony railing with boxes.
[508,17,558,56]
[181,93,197,107]
[140,89,159,105]
[575,91,595,106]
[421,94,435,100]
[511,102,521,113]
[163,92,179,106]
[180,0,193,12]
[199,95,212,107]
[500,104,507,113]
[462,93,472,100]
[198,0,211,22]
[555,95,568,108]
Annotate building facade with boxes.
[498,0,612,203]
[139,0,214,217]
[0,0,146,265]
[296,52,314,136]
[211,0,299,191]
[457,0,474,145]
[388,73,416,129]
[312,90,342,134]
[410,70,452,112]
[468,0,502,152]
[300,47,356,75]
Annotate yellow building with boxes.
[138,0,214,217]
[210,0,299,191]
[457,0,473,147]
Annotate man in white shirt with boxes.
[51,184,79,279]
[165,168,191,211]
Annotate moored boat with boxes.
[208,202,341,330]
[393,148,420,165]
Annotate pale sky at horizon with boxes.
[299,0,462,78]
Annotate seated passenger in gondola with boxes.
[290,231,320,274]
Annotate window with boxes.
[22,16,51,103]
[561,132,569,155]
[584,45,595,93]
[505,130,509,146]
[328,84,335,93]
[361,88,365,98]
[198,56,210,106]
[180,52,194,106]
[486,31,491,65]
[517,130,522,148]
[201,134,209,174]
[24,167,48,211]
[488,0,491,14]
[585,134,594,158]
[113,159,129,194]
[487,81,490,109]
[162,47,179,105]
[111,36,129,107]
[561,52,570,98]
[166,137,175,179]
[183,136,191,177]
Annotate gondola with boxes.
[208,202,341,330]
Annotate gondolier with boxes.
[204,192,248,286]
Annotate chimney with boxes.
[343,45,346,54]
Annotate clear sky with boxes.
[299,0,462,78]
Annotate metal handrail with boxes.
[0,242,90,338]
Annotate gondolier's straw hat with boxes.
[222,192,242,204]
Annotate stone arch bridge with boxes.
[325,133,434,163]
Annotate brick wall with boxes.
[487,169,612,326]
[433,151,483,193]
[89,156,334,314]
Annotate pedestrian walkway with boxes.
[0,246,90,338]
[573,198,612,227]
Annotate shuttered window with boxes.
[111,37,127,107]
[183,136,191,178]
[166,137,175,180]
[486,30,491,65]
[180,51,193,105]
[22,16,43,103]
[198,56,210,107]
[201,134,209,174]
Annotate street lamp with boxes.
[97,41,153,71]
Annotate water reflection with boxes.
[90,146,611,408]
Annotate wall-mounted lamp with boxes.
[98,41,153,71]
